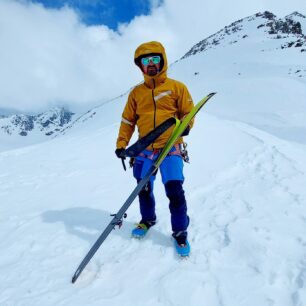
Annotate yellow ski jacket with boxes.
[116,41,194,150]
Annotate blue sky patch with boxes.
[29,0,159,30]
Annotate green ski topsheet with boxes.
[155,92,216,167]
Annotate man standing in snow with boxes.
[115,41,194,256]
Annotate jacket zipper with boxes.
[151,79,156,150]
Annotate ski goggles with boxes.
[141,55,161,66]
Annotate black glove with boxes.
[181,126,190,137]
[115,148,125,159]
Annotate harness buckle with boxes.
[180,142,190,163]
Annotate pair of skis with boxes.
[71,92,216,283]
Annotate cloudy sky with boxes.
[0,0,305,113]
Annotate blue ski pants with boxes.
[133,146,189,233]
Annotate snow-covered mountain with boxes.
[183,11,306,58]
[0,107,75,137]
[2,10,305,142]
[1,11,306,306]
[51,11,306,138]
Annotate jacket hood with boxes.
[134,41,168,88]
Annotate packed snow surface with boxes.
[1,11,306,306]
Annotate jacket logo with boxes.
[154,90,172,101]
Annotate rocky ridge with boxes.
[182,11,306,58]
[0,107,74,136]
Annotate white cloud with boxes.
[0,0,305,112]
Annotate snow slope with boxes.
[1,11,306,306]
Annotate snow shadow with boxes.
[42,207,170,247]
[42,207,134,243]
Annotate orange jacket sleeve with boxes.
[178,83,195,129]
[116,91,137,149]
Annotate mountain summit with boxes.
[182,11,306,58]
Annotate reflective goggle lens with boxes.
[141,55,161,66]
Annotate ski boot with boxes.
[131,220,156,239]
[172,231,190,257]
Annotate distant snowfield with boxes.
[1,13,306,306]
